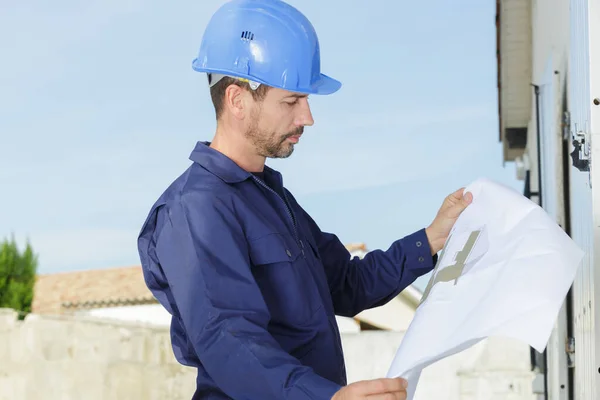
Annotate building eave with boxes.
[496,0,532,162]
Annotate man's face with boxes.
[244,87,314,159]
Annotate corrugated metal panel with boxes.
[538,55,570,400]
[539,56,560,221]
[568,0,599,398]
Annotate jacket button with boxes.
[286,249,292,257]
[416,241,422,247]
[418,256,425,262]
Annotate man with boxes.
[137,0,472,399]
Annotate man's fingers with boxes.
[358,378,407,395]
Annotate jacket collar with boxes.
[189,141,282,184]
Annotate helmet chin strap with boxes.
[207,73,261,90]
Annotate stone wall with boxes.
[0,308,535,399]
[0,309,195,400]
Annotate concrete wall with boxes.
[0,309,195,400]
[0,308,535,399]
[343,332,535,400]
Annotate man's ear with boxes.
[223,84,248,120]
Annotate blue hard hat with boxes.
[192,0,341,95]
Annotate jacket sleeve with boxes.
[154,192,342,400]
[300,208,437,317]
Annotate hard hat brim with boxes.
[312,74,342,95]
[192,61,341,96]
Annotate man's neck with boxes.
[210,127,265,173]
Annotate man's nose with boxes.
[296,98,314,127]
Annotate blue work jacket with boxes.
[137,141,436,400]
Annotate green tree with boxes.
[0,235,38,316]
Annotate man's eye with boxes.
[286,100,299,105]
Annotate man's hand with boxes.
[331,377,408,399]
[425,188,473,255]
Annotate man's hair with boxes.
[210,76,270,119]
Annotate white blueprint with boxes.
[386,178,584,399]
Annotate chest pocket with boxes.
[249,233,323,327]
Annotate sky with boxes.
[0,0,523,291]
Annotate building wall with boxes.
[531,0,570,82]
[524,0,570,199]
[0,308,535,400]
[567,0,600,397]
[526,1,572,398]
[0,309,195,400]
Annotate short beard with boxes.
[245,120,303,159]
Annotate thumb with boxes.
[462,191,473,206]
